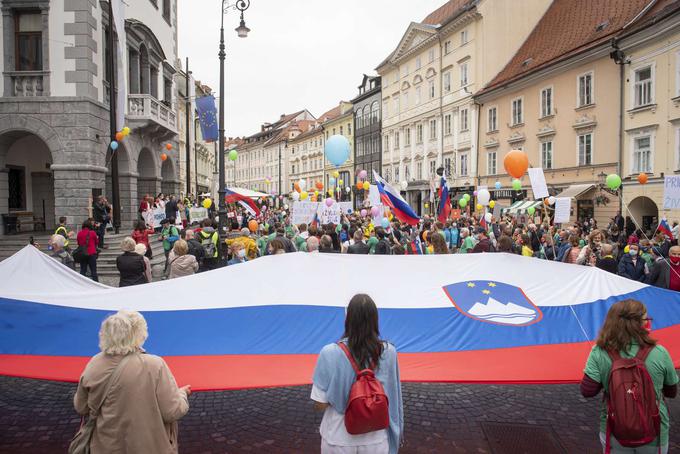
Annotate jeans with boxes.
[96,222,106,248]
[79,254,98,282]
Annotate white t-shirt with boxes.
[310,384,387,447]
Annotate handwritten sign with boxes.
[292,202,354,225]
[664,176,680,209]
[528,168,549,199]
[554,197,571,224]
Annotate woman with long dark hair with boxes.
[581,299,678,453]
[311,294,403,454]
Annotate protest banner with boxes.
[189,207,209,223]
[291,202,320,224]
[664,176,680,209]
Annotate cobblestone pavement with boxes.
[3,376,680,454]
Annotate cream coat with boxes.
[74,352,189,454]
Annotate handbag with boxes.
[72,231,91,264]
[68,354,132,454]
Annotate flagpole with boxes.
[108,0,120,234]
[185,57,191,196]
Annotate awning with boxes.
[227,187,270,199]
[556,184,595,199]
[502,200,543,215]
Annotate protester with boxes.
[131,220,155,259]
[184,229,205,263]
[617,242,647,282]
[348,230,369,254]
[92,195,111,249]
[577,229,603,266]
[458,228,475,253]
[168,239,199,279]
[268,238,287,255]
[160,218,180,275]
[76,218,99,282]
[74,310,190,453]
[580,299,678,453]
[374,227,393,255]
[520,234,533,257]
[165,194,179,220]
[319,235,338,253]
[563,235,581,264]
[311,294,403,454]
[227,242,248,265]
[430,230,449,254]
[134,243,153,284]
[307,236,320,253]
[54,216,73,251]
[116,237,147,287]
[197,219,219,271]
[48,234,74,270]
[595,243,617,275]
[471,227,492,253]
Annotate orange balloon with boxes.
[165,143,172,151]
[248,220,258,233]
[503,150,529,179]
[315,181,323,190]
[294,182,301,193]
[310,195,317,202]
[160,153,168,161]
[115,132,124,142]
[544,198,550,205]
[356,182,364,190]
[638,173,648,184]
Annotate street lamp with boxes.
[218,0,250,244]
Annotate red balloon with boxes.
[504,150,529,179]
[115,132,124,142]
[160,153,168,161]
[165,143,172,151]
[638,173,648,185]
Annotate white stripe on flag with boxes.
[239,200,256,217]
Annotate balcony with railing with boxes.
[7,71,48,96]
[126,93,178,135]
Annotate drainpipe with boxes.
[474,99,482,189]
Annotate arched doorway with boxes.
[105,143,134,227]
[0,131,55,232]
[137,148,159,198]
[627,196,658,236]
[161,157,176,195]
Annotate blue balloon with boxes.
[324,135,350,167]
[110,141,119,151]
[381,217,390,228]
[494,181,501,189]
[329,177,336,186]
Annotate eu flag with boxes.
[195,95,218,142]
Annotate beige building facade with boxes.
[288,123,325,195]
[320,102,354,201]
[377,0,551,214]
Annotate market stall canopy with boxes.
[2,249,679,390]
[555,184,595,199]
[502,200,543,215]
[227,187,270,199]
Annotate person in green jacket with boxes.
[457,227,476,253]
[160,218,179,274]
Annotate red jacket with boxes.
[131,228,154,249]
[77,228,99,255]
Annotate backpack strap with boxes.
[337,341,364,376]
[634,345,653,363]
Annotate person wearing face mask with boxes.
[227,242,248,265]
[471,227,493,253]
[617,243,648,282]
[647,246,680,291]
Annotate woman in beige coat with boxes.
[168,239,199,279]
[74,310,191,453]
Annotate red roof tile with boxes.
[480,0,658,94]
[422,0,474,25]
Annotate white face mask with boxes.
[237,249,246,258]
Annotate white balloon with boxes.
[477,188,491,206]
[345,186,351,193]
[298,179,307,191]
[291,192,300,201]
[400,181,408,191]
[548,196,556,206]
[484,212,493,223]
[283,204,289,210]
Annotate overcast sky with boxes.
[177,0,446,138]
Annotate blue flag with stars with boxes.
[195,95,218,142]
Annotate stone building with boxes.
[0,0,179,234]
[351,74,382,208]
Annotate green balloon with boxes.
[228,149,238,161]
[606,174,622,190]
[458,198,468,208]
[512,179,522,190]
[527,206,535,216]
[463,193,471,201]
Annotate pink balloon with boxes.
[359,170,367,180]
[325,197,334,207]
[370,206,380,217]
[360,209,367,217]
[473,190,478,196]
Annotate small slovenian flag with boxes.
[658,218,673,239]
[437,177,450,223]
[225,189,261,217]
[373,170,420,226]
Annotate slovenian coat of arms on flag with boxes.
[442,280,543,327]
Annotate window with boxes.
[541,141,553,169]
[487,151,497,175]
[340,126,343,135]
[362,106,370,127]
[395,167,400,182]
[541,87,553,117]
[429,160,436,177]
[428,49,435,63]
[487,107,497,132]
[460,108,469,131]
[394,131,400,148]
[416,161,423,180]
[460,63,468,87]
[163,0,171,22]
[405,165,410,180]
[405,127,411,146]
[444,157,452,176]
[633,135,652,173]
[348,123,351,135]
[443,72,451,92]
[429,80,435,99]
[578,72,593,107]
[384,134,390,151]
[444,114,452,135]
[461,29,468,45]
[15,12,42,71]
[578,133,593,166]
[444,40,452,54]
[511,97,523,125]
[460,153,468,176]
[332,128,336,135]
[415,57,422,70]
[416,124,423,143]
[429,119,437,140]
[402,92,408,111]
[634,66,653,107]
[402,64,409,78]
[415,87,421,105]
[383,99,389,118]
[371,101,380,123]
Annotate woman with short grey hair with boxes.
[116,237,147,287]
[73,310,190,453]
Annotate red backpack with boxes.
[337,342,390,435]
[604,346,660,454]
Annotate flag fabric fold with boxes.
[225,188,260,217]
[658,218,673,239]
[195,95,219,142]
[372,171,420,226]
[437,177,450,223]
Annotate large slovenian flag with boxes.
[373,170,419,226]
[225,188,260,217]
[2,246,680,390]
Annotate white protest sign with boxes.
[528,168,549,199]
[554,197,571,224]
[664,176,680,209]
[189,207,208,223]
[291,202,320,224]
[151,207,165,229]
[369,184,381,207]
[317,202,354,224]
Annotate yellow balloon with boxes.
[202,198,212,209]
[300,191,308,200]
[424,203,429,209]
[122,126,131,136]
[362,181,370,190]
[338,179,344,186]
[314,190,319,197]
[332,171,340,178]
[489,201,496,209]
[476,204,482,211]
